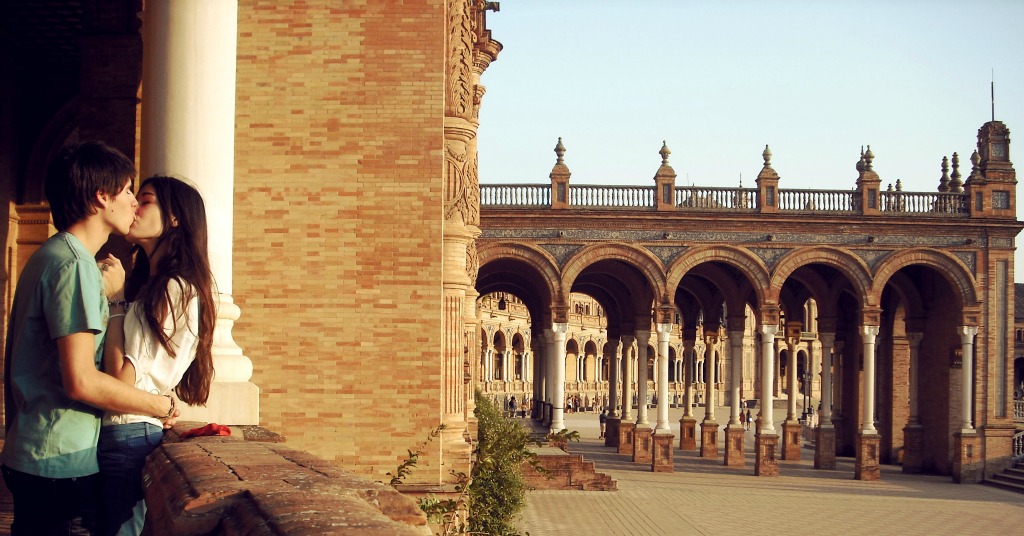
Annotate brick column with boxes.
[618,421,635,456]
[953,432,983,483]
[633,427,653,464]
[140,0,258,425]
[652,432,675,472]
[855,432,881,481]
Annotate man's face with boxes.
[104,179,138,236]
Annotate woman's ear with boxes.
[170,216,179,227]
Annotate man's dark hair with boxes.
[44,141,136,231]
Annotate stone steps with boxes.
[522,448,617,491]
[985,462,1024,494]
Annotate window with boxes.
[993,190,1010,209]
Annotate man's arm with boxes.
[58,332,175,419]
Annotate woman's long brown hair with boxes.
[126,176,216,406]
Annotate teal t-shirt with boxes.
[1,232,108,478]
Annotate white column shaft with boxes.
[959,326,978,432]
[729,331,744,425]
[551,323,569,432]
[760,326,778,433]
[704,341,716,421]
[608,339,620,417]
[635,330,651,426]
[620,336,635,421]
[819,333,835,427]
[656,324,672,431]
[787,340,798,420]
[861,326,879,433]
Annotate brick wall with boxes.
[233,0,447,482]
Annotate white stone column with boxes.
[704,337,717,421]
[620,335,635,421]
[683,338,695,417]
[861,325,879,433]
[635,329,651,427]
[607,338,620,418]
[786,337,798,422]
[550,323,569,432]
[656,324,672,432]
[958,326,978,432]
[533,333,546,412]
[141,0,257,424]
[760,325,779,433]
[906,333,923,425]
[729,330,744,425]
[819,332,835,427]
[545,330,556,408]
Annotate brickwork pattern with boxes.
[232,0,449,481]
[142,429,428,535]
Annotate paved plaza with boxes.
[518,408,1024,536]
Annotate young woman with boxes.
[98,176,216,536]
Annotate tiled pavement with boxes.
[518,409,1024,536]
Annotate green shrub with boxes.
[468,390,535,536]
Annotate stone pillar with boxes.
[855,325,880,481]
[607,338,621,418]
[141,0,258,424]
[655,324,672,432]
[781,330,801,461]
[679,334,697,450]
[550,323,568,432]
[617,335,635,454]
[902,332,924,473]
[755,325,779,477]
[700,334,719,458]
[532,332,545,420]
[815,332,837,470]
[958,326,978,433]
[620,335,635,422]
[725,329,745,467]
[635,329,651,427]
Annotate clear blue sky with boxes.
[477,0,1024,279]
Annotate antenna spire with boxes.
[991,69,995,121]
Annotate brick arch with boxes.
[771,246,872,305]
[870,248,979,308]
[477,241,562,301]
[560,243,667,304]
[666,245,770,306]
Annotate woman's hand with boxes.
[98,254,126,301]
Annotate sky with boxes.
[476,0,1024,279]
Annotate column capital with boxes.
[760,324,779,338]
[958,325,979,342]
[655,323,673,338]
[818,331,836,347]
[634,329,652,347]
[906,331,924,345]
[861,325,880,340]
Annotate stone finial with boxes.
[886,183,893,191]
[938,156,950,192]
[660,141,670,165]
[554,137,566,165]
[950,151,967,192]
[864,145,874,171]
[762,145,772,167]
[895,179,903,191]
[856,146,865,173]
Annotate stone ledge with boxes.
[144,427,429,535]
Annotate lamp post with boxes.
[802,370,812,422]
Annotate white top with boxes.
[103,279,199,427]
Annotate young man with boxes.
[1,141,179,535]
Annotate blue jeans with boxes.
[97,423,163,536]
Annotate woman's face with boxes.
[127,183,167,251]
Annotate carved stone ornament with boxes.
[446,0,473,120]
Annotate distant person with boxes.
[745,409,752,431]
[599,409,607,438]
[508,396,518,418]
[1,141,179,535]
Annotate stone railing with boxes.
[676,186,758,211]
[144,423,430,535]
[778,189,856,212]
[480,184,971,216]
[1014,430,1024,461]
[1013,399,1024,420]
